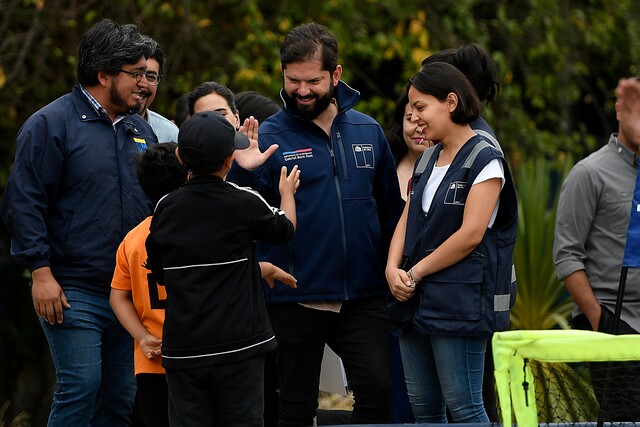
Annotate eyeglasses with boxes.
[118,69,162,86]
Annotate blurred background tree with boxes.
[1,0,639,424]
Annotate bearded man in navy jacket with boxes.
[229,22,403,427]
[1,19,158,426]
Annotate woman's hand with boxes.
[385,266,416,302]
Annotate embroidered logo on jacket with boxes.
[133,137,148,152]
[283,148,313,161]
[352,144,375,168]
[444,182,466,205]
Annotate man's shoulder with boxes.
[146,110,179,143]
[147,109,179,128]
[18,92,79,140]
[27,92,74,120]
[260,110,293,133]
[571,144,617,174]
[123,112,158,142]
[339,108,380,125]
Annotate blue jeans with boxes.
[399,328,489,423]
[39,287,135,427]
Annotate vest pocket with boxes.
[418,252,485,321]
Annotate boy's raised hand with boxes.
[279,165,301,196]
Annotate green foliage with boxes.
[510,156,574,330]
[1,0,637,161]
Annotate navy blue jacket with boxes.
[228,81,403,303]
[1,85,157,294]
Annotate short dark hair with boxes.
[173,92,191,128]
[421,44,500,106]
[234,91,281,123]
[410,62,482,125]
[135,142,187,205]
[77,19,155,86]
[385,90,410,162]
[280,22,338,72]
[188,81,237,116]
[147,36,165,76]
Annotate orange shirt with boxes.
[111,216,166,375]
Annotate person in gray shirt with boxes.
[553,79,640,420]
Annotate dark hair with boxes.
[235,91,281,123]
[135,142,187,205]
[385,90,410,162]
[146,36,165,76]
[410,62,482,125]
[77,19,155,86]
[173,92,191,128]
[280,22,338,72]
[188,81,237,116]
[421,44,500,106]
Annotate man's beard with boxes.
[282,83,335,121]
[109,81,148,115]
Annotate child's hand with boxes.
[139,334,162,360]
[279,165,301,196]
[260,261,297,289]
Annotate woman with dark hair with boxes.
[235,91,281,123]
[386,62,517,423]
[189,81,241,129]
[386,90,430,200]
[422,44,505,421]
[422,43,503,153]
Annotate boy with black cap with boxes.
[145,111,300,426]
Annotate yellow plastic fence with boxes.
[492,330,640,427]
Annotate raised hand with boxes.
[235,116,280,170]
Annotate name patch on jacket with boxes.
[352,144,375,169]
[444,182,466,205]
[283,148,313,161]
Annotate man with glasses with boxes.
[138,38,179,143]
[1,19,158,426]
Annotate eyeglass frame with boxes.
[118,69,162,86]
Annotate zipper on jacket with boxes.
[329,148,338,176]
[329,128,349,299]
[335,131,350,180]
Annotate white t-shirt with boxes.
[421,158,505,228]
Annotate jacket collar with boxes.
[72,84,128,126]
[279,80,361,118]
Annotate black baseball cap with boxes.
[177,111,250,170]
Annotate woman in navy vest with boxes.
[385,62,517,423]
